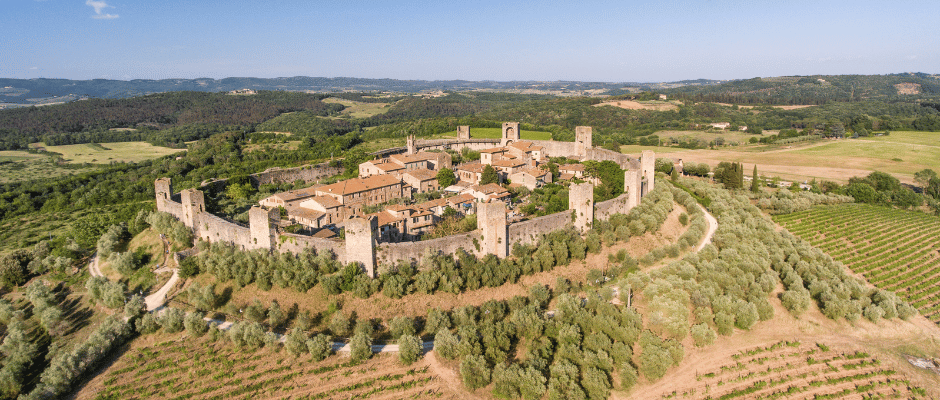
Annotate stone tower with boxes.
[249,206,274,251]
[155,177,172,213]
[457,126,471,140]
[180,188,205,229]
[575,126,593,157]
[478,201,508,258]
[501,122,520,146]
[641,150,656,196]
[345,217,377,278]
[406,134,417,155]
[624,169,641,211]
[569,182,594,232]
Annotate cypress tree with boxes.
[751,165,759,192]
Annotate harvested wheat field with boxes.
[596,100,680,111]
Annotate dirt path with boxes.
[87,253,103,278]
[695,204,718,251]
[145,268,178,311]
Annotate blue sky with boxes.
[2,0,938,82]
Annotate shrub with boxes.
[245,300,266,323]
[123,294,145,319]
[620,362,638,390]
[285,328,308,355]
[263,331,281,350]
[389,316,416,338]
[102,280,126,309]
[182,311,207,336]
[434,329,459,360]
[460,354,491,390]
[350,332,373,362]
[136,313,159,334]
[581,366,611,400]
[424,308,450,334]
[267,301,286,330]
[242,322,265,350]
[781,289,812,317]
[397,334,423,365]
[160,308,185,333]
[714,311,734,336]
[690,323,716,347]
[307,334,333,361]
[329,310,350,337]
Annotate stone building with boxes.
[313,174,404,216]
[400,168,440,193]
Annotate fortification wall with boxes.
[252,163,344,185]
[530,140,579,158]
[276,233,347,263]
[162,200,185,221]
[194,212,253,250]
[377,231,481,268]
[585,147,633,167]
[595,192,633,220]
[508,212,573,247]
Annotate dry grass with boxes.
[322,98,395,119]
[595,100,680,111]
[631,131,940,184]
[713,103,817,110]
[34,141,185,164]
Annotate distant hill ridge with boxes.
[0,76,720,105]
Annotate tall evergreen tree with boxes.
[751,165,759,192]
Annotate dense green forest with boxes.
[665,73,940,104]
[0,91,342,149]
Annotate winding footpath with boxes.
[695,204,719,252]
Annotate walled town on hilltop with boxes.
[154,123,656,277]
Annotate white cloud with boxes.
[86,0,118,19]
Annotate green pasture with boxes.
[322,98,394,119]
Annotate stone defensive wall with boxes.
[154,127,655,277]
[376,231,482,268]
[251,162,344,185]
[508,212,574,247]
[199,162,345,190]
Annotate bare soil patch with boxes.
[595,100,679,111]
[895,82,922,95]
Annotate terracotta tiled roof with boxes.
[492,158,525,168]
[301,195,343,209]
[390,154,427,164]
[480,147,505,154]
[317,175,401,196]
[559,163,585,172]
[457,162,486,173]
[403,168,437,181]
[285,206,325,221]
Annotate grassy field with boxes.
[775,204,940,324]
[75,334,456,400]
[0,142,185,183]
[322,98,395,119]
[35,142,186,164]
[628,131,940,184]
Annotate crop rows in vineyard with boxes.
[774,204,940,324]
[87,338,445,400]
[658,341,928,400]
